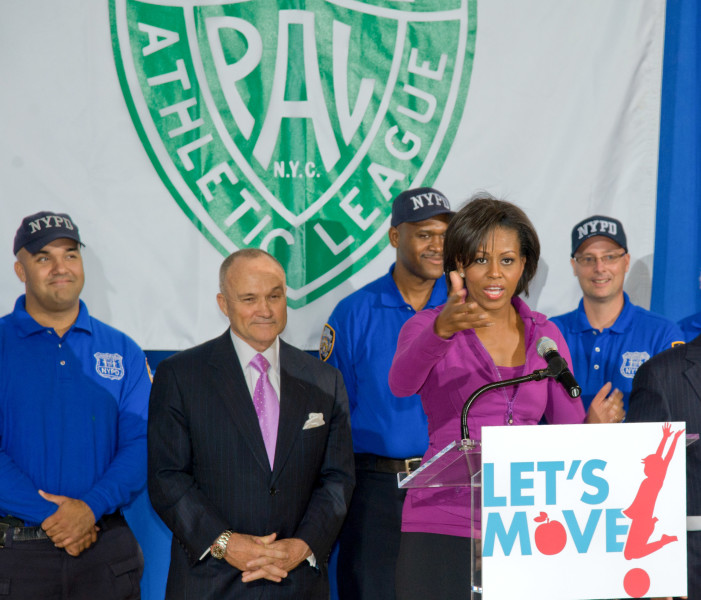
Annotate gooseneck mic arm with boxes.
[461,370,550,440]
[461,337,582,440]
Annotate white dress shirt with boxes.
[230,330,281,401]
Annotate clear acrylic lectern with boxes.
[398,439,483,599]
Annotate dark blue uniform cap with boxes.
[14,211,83,255]
[571,215,627,256]
[390,187,453,227]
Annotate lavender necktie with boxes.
[250,353,279,468]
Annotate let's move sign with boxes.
[481,422,688,599]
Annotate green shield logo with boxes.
[110,0,476,307]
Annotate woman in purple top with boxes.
[389,194,624,599]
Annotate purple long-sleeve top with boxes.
[389,297,586,537]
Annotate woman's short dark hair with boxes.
[443,192,540,296]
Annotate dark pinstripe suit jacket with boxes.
[147,331,355,599]
[628,333,701,518]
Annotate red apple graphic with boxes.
[533,511,567,555]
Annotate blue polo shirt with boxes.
[678,311,701,342]
[551,293,684,412]
[0,296,150,526]
[321,265,448,458]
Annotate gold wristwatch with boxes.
[211,530,233,559]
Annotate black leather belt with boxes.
[0,512,125,548]
[354,453,422,474]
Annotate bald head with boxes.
[219,249,284,293]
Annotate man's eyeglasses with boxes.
[573,251,627,267]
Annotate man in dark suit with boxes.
[628,333,701,600]
[148,248,355,599]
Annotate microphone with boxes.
[536,337,582,398]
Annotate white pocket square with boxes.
[303,412,325,430]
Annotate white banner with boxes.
[0,1,666,350]
[481,422,687,599]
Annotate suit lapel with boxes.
[683,338,701,407]
[208,330,271,474]
[271,340,309,481]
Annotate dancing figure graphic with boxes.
[623,422,685,560]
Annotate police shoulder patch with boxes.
[319,324,335,362]
[145,357,154,383]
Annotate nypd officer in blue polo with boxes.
[552,215,683,414]
[0,211,150,599]
[320,187,452,600]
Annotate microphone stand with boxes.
[461,367,555,440]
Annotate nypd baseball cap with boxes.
[390,187,453,227]
[13,211,83,255]
[571,215,627,256]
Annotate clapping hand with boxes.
[585,383,625,424]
